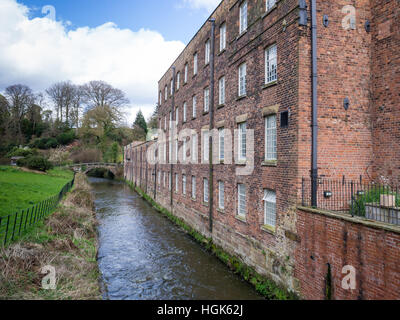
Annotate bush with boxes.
[57,131,76,146]
[17,156,54,172]
[45,138,59,149]
[6,147,37,158]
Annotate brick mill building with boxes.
[125,0,399,299]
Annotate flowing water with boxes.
[90,177,262,300]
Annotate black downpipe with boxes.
[171,67,176,209]
[311,0,319,207]
[208,19,216,233]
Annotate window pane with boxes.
[219,128,225,161]
[219,181,225,209]
[264,189,276,227]
[239,122,247,161]
[265,115,277,160]
[238,184,246,216]
[204,178,209,203]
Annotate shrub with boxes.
[45,138,59,149]
[56,131,76,146]
[48,148,72,166]
[17,156,54,172]
[6,147,37,158]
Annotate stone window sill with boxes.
[203,202,209,207]
[217,104,225,109]
[191,197,197,202]
[263,81,278,90]
[218,49,226,56]
[236,95,247,101]
[261,224,276,235]
[203,111,209,116]
[235,215,247,224]
[183,82,187,87]
[236,30,247,41]
[204,63,210,69]
[262,160,277,167]
[217,208,225,214]
[236,160,247,166]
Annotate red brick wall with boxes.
[295,208,400,300]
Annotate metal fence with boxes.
[0,176,75,247]
[302,177,400,226]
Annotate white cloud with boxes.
[0,0,185,122]
[181,0,221,12]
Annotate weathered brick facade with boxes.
[124,0,399,299]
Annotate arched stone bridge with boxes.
[65,163,123,175]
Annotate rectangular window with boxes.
[183,175,186,195]
[163,172,166,188]
[192,176,196,199]
[165,86,168,101]
[176,107,179,125]
[192,134,197,162]
[159,91,162,104]
[193,53,198,75]
[204,87,210,112]
[219,181,225,210]
[219,127,225,161]
[263,190,276,227]
[183,102,187,122]
[203,131,209,162]
[183,138,187,162]
[193,95,197,118]
[164,116,166,130]
[238,63,246,97]
[175,139,178,162]
[220,23,226,52]
[205,39,210,65]
[240,1,248,34]
[169,111,172,129]
[169,140,172,162]
[265,44,277,84]
[170,79,173,95]
[176,72,180,90]
[219,76,225,105]
[266,0,276,11]
[169,172,172,191]
[175,173,179,193]
[184,64,188,83]
[204,178,209,203]
[265,114,277,160]
[238,184,246,217]
[163,142,167,161]
[238,122,247,161]
[158,171,161,185]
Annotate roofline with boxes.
[158,0,225,85]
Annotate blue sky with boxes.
[0,0,220,123]
[19,0,214,43]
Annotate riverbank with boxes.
[127,181,297,300]
[0,173,101,300]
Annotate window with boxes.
[192,134,197,162]
[165,86,168,101]
[204,87,210,112]
[203,178,209,203]
[205,39,210,65]
[163,172,166,188]
[263,190,276,228]
[163,142,167,161]
[266,0,276,11]
[193,53,198,75]
[170,79,174,95]
[184,64,188,83]
[175,139,178,162]
[192,176,196,199]
[240,1,248,34]
[219,127,225,161]
[238,122,247,161]
[183,175,186,195]
[238,184,246,217]
[169,111,172,129]
[169,140,172,162]
[159,91,162,104]
[183,138,187,162]
[203,131,209,162]
[219,76,225,105]
[169,172,172,191]
[193,96,197,118]
[220,23,226,52]
[265,44,277,84]
[219,181,225,210]
[265,114,277,160]
[175,173,179,193]
[176,72,180,90]
[238,63,247,96]
[164,116,167,130]
[176,107,179,125]
[183,102,187,122]
[158,171,161,185]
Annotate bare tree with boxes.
[4,84,35,140]
[81,80,129,110]
[46,81,76,124]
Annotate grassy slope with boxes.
[0,166,74,217]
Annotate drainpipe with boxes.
[208,18,216,233]
[311,0,319,207]
[171,67,176,209]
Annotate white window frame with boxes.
[219,76,225,105]
[192,95,197,118]
[203,130,209,162]
[266,0,276,11]
[238,122,247,161]
[169,172,172,191]
[192,134,197,162]
[239,1,248,34]
[203,178,209,203]
[183,102,187,122]
[158,171,161,185]
[193,53,198,75]
[183,138,187,162]
[238,184,246,217]
[170,79,174,95]
[176,72,180,90]
[182,175,186,195]
[204,87,210,113]
[165,86,168,101]
[175,139,178,162]
[219,127,225,161]
[169,111,172,129]
[163,172,166,188]
[205,39,210,65]
[169,140,172,162]
[159,91,162,104]
[265,114,277,161]
[220,23,226,52]
[219,181,225,210]
[192,176,196,199]
[265,44,277,84]
[184,64,188,83]
[263,189,276,228]
[175,173,179,193]
[176,107,179,125]
[238,63,247,97]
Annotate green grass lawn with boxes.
[0,166,74,218]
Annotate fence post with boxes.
[11,212,18,241]
[302,177,305,206]
[19,210,24,236]
[351,181,354,217]
[4,215,10,245]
